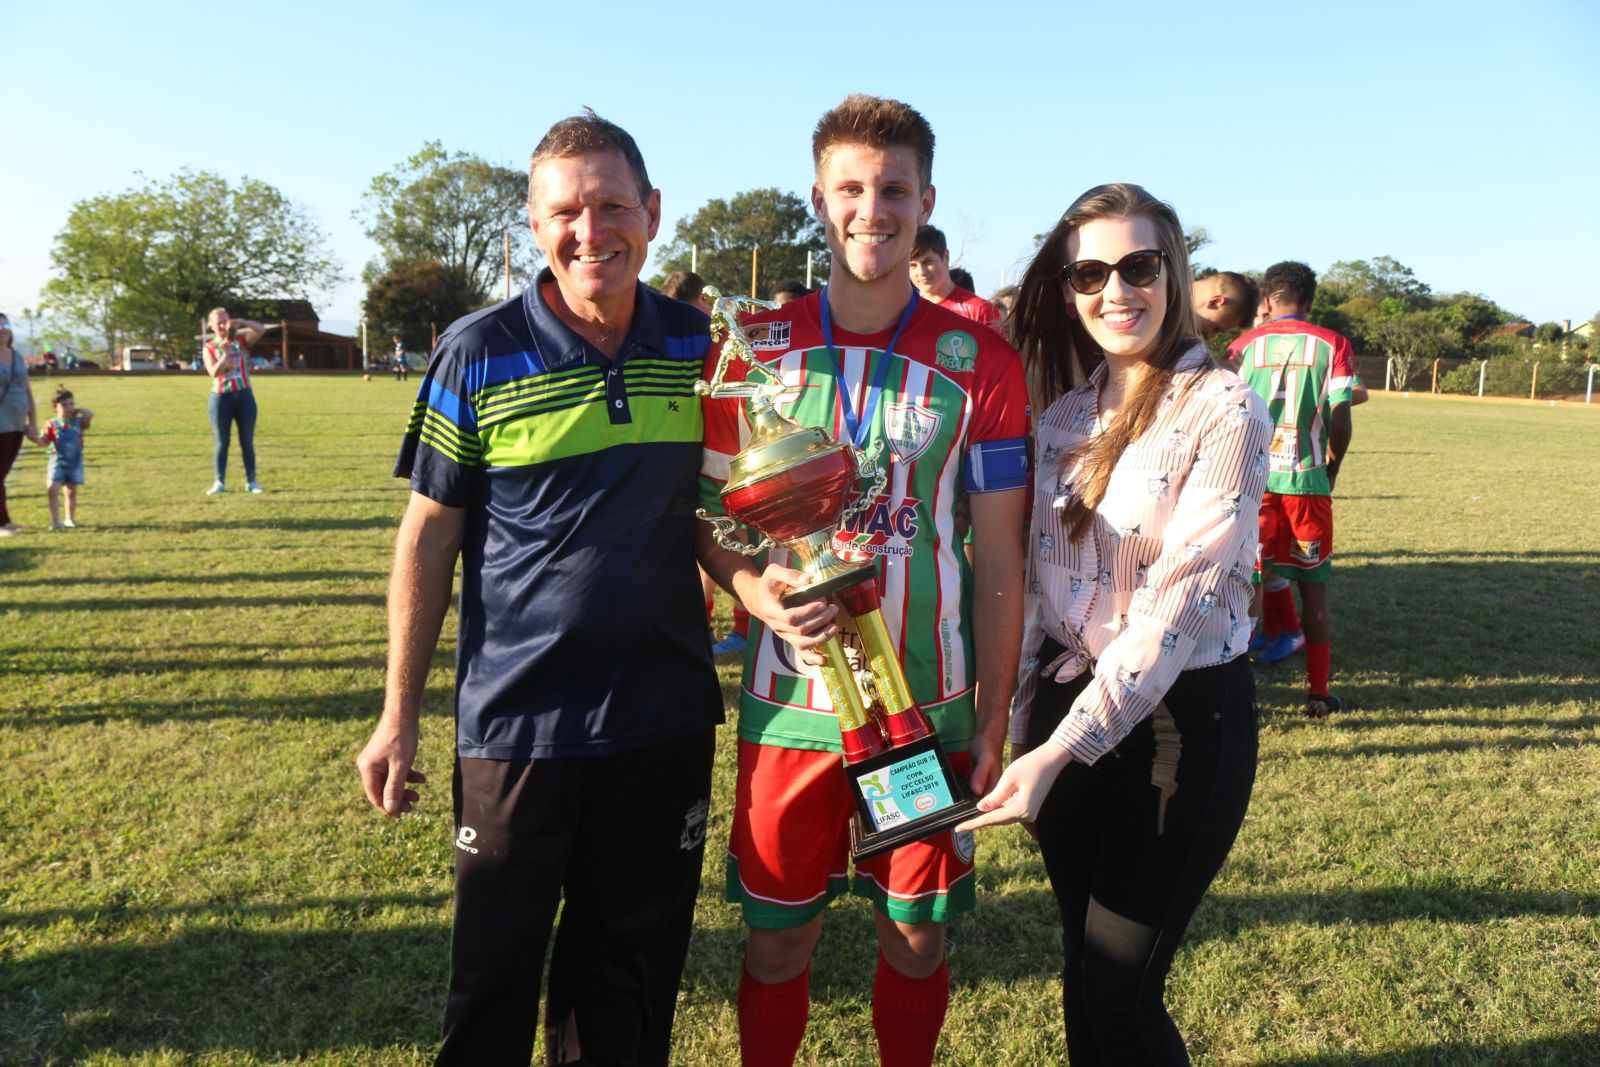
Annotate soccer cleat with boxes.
[62,519,77,528]
[1248,630,1269,656]
[1306,692,1343,719]
[1258,631,1305,664]
[206,481,227,495]
[51,521,67,530]
[246,481,263,494]
[711,631,748,656]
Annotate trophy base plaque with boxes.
[845,734,979,862]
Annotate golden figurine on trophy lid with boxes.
[696,287,977,859]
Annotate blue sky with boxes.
[4,0,1597,341]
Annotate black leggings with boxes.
[1026,645,1257,1066]
[0,431,21,525]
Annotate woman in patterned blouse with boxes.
[958,183,1270,1064]
[201,308,269,495]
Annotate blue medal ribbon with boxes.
[818,284,919,451]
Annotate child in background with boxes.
[42,386,93,529]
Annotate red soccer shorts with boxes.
[1259,491,1334,583]
[725,740,976,929]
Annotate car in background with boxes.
[119,345,162,371]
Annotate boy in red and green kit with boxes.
[698,94,1028,1067]
[1228,260,1355,718]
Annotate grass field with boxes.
[2,375,1596,1066]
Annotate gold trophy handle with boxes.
[839,440,887,526]
[695,509,774,556]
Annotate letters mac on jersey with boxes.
[701,292,1030,754]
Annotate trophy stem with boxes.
[853,607,936,745]
[781,529,876,607]
[817,636,888,763]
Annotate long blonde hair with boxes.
[1009,183,1207,539]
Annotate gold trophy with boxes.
[696,288,976,859]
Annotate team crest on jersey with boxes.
[883,400,942,462]
[952,827,976,865]
[746,321,791,350]
[935,330,978,373]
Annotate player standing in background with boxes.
[1192,272,1260,345]
[909,224,1003,330]
[1229,261,1354,718]
[698,94,1028,1067]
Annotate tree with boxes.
[1365,309,1450,388]
[1321,256,1431,309]
[1436,294,1508,349]
[359,142,534,305]
[44,171,341,352]
[364,260,481,352]
[653,188,827,297]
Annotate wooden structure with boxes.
[228,300,362,370]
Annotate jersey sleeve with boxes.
[394,340,481,507]
[1328,335,1356,406]
[41,421,58,445]
[961,335,1031,494]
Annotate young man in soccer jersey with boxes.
[909,224,1003,330]
[357,110,722,1066]
[1228,260,1354,718]
[698,94,1029,1067]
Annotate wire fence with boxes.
[1353,355,1599,402]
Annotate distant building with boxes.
[225,300,361,370]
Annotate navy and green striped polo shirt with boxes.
[396,270,723,759]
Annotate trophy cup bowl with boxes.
[718,421,877,607]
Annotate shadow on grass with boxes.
[1269,1032,1600,1066]
[0,890,451,931]
[4,591,386,613]
[950,874,1599,983]
[12,652,387,676]
[1,922,449,1062]
[1,568,385,588]
[106,516,398,533]
[0,687,390,725]
[1265,553,1599,714]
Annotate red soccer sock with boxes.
[739,964,809,1067]
[733,605,751,639]
[1264,585,1299,637]
[871,952,949,1067]
[1307,641,1331,696]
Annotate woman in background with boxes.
[202,308,268,494]
[0,312,40,535]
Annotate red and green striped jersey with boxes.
[701,291,1030,753]
[206,340,251,394]
[1229,318,1355,495]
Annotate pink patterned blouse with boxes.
[1012,343,1271,764]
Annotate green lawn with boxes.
[2,376,1596,1066]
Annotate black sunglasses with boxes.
[1062,249,1165,295]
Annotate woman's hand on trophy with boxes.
[956,742,1074,832]
[733,564,839,663]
